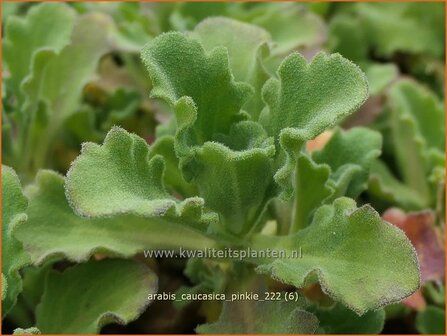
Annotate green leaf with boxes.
[261,52,368,141]
[368,160,427,210]
[13,327,41,335]
[185,122,276,235]
[170,2,230,31]
[175,258,227,309]
[313,303,385,334]
[328,15,398,95]
[371,79,445,210]
[254,197,420,315]
[141,31,252,148]
[66,126,214,229]
[388,79,445,155]
[363,63,398,96]
[10,12,115,178]
[290,154,332,232]
[22,12,113,123]
[66,126,174,217]
[356,3,445,58]
[328,14,367,63]
[193,17,271,119]
[16,169,218,265]
[262,53,368,200]
[142,32,276,235]
[3,3,76,98]
[197,300,318,334]
[312,127,382,199]
[247,3,326,62]
[416,306,446,334]
[35,259,157,334]
[2,165,30,316]
[149,136,197,198]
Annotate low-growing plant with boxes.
[2,2,445,335]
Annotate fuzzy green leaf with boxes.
[193,17,271,119]
[142,33,276,235]
[35,259,157,334]
[328,15,398,95]
[197,298,318,334]
[141,31,252,148]
[312,127,382,199]
[66,127,211,226]
[185,122,276,235]
[1,165,30,316]
[149,136,197,198]
[17,170,217,265]
[290,154,332,232]
[3,3,76,98]
[254,197,420,315]
[261,52,368,142]
[66,126,173,217]
[314,304,385,334]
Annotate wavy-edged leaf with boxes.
[35,259,157,334]
[65,126,214,229]
[193,17,271,119]
[261,52,368,142]
[2,3,76,98]
[328,15,398,96]
[254,197,420,315]
[66,126,175,217]
[197,299,318,334]
[142,33,276,235]
[265,53,368,198]
[141,31,252,148]
[312,127,382,199]
[2,165,30,316]
[185,122,275,235]
[17,170,218,265]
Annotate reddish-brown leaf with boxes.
[383,208,445,284]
